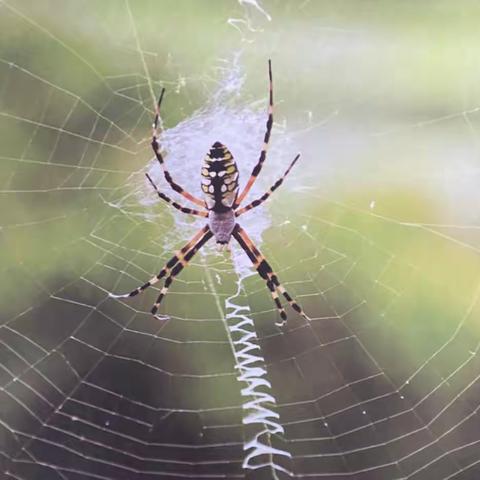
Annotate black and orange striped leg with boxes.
[234,60,274,208]
[151,228,214,315]
[151,89,206,209]
[266,279,288,327]
[235,154,300,216]
[145,173,208,217]
[233,224,310,325]
[110,225,209,299]
[232,225,287,326]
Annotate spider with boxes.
[112,60,309,326]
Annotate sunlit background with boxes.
[2,1,480,479]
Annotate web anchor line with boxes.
[225,291,292,479]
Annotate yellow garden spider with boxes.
[112,60,309,326]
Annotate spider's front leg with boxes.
[233,224,310,325]
[151,227,214,315]
[110,225,210,299]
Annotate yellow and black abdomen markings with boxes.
[201,142,239,212]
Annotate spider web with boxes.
[2,1,480,479]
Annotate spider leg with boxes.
[151,89,206,208]
[110,225,209,299]
[151,227,214,315]
[266,279,287,326]
[235,154,300,216]
[145,173,208,217]
[232,228,287,326]
[233,224,310,325]
[234,60,273,208]
[231,223,286,325]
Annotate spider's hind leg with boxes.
[235,154,300,217]
[234,60,274,208]
[151,89,206,209]
[145,173,208,217]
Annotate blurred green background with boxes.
[2,1,480,478]
[2,0,480,373]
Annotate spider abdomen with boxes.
[201,141,239,212]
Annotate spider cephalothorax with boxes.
[112,60,308,327]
